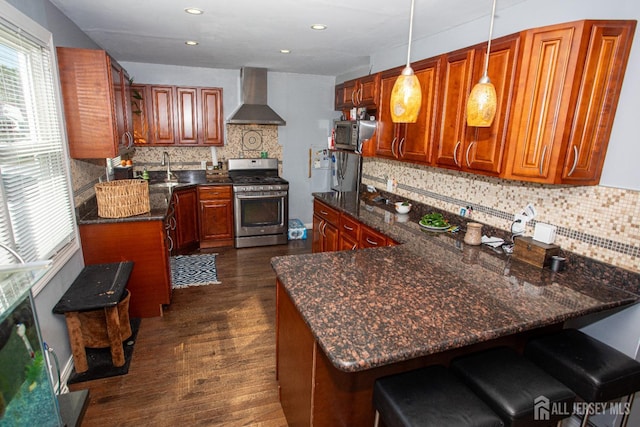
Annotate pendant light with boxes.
[390,0,421,123]
[466,0,498,127]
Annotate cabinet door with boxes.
[111,63,127,151]
[131,84,150,145]
[375,69,403,159]
[338,233,358,251]
[343,79,358,108]
[174,188,199,252]
[56,47,120,159]
[199,88,223,146]
[434,49,475,168]
[199,199,233,241]
[561,21,636,185]
[150,86,176,145]
[401,57,441,164]
[312,214,323,253]
[176,87,198,145]
[323,221,339,252]
[463,35,520,175]
[504,23,584,183]
[334,83,346,110]
[122,69,134,148]
[358,74,379,107]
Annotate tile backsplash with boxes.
[362,158,639,274]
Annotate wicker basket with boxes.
[95,179,150,218]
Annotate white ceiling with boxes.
[49,0,524,76]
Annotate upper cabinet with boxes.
[57,47,134,159]
[337,74,380,110]
[133,85,224,147]
[435,34,520,175]
[376,57,441,164]
[504,20,636,184]
[350,19,635,186]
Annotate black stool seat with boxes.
[450,347,576,427]
[525,328,640,403]
[373,365,504,427]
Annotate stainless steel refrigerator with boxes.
[330,150,362,192]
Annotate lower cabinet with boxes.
[359,224,388,248]
[198,185,234,248]
[312,200,340,253]
[79,220,171,318]
[172,187,199,253]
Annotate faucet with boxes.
[161,151,175,181]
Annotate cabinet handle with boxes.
[399,138,405,157]
[351,89,356,106]
[321,221,327,238]
[453,141,461,167]
[127,131,134,148]
[391,137,397,158]
[320,210,329,216]
[343,224,354,231]
[366,238,378,246]
[358,87,363,105]
[465,140,475,168]
[540,145,548,176]
[351,243,357,250]
[167,234,174,252]
[567,145,578,177]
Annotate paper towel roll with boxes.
[211,146,218,165]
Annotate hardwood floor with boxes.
[69,238,312,426]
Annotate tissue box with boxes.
[288,219,307,240]
[533,222,557,244]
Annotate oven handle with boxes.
[235,192,288,199]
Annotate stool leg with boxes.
[374,410,380,427]
[620,392,636,427]
[580,405,591,427]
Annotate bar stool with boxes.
[450,347,576,427]
[525,328,640,427]
[372,364,504,427]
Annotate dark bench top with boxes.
[53,262,134,313]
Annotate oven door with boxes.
[234,190,288,238]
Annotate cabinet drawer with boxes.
[360,225,387,248]
[198,185,232,200]
[339,214,360,240]
[313,200,339,226]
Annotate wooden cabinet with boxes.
[359,223,388,248]
[79,220,171,318]
[312,200,340,253]
[133,85,224,147]
[376,58,441,163]
[56,47,134,159]
[338,74,380,109]
[198,185,234,248]
[334,83,346,110]
[338,214,360,251]
[131,84,150,144]
[172,187,199,253]
[504,20,635,184]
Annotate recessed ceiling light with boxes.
[184,8,204,15]
[310,24,327,31]
[280,49,291,54]
[185,40,199,46]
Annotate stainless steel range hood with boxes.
[227,67,286,126]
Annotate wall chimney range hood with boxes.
[227,67,286,126]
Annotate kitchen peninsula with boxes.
[271,192,639,426]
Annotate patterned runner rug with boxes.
[170,254,221,289]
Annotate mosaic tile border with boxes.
[363,173,640,261]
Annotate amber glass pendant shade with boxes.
[466,78,497,127]
[391,67,422,123]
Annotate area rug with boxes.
[170,253,221,289]
[67,318,140,384]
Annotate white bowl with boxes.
[394,202,411,214]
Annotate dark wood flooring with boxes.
[69,238,312,426]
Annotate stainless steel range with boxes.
[228,158,289,248]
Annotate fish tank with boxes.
[0,266,62,426]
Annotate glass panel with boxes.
[240,198,282,227]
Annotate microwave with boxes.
[333,119,377,153]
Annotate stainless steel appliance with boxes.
[333,119,377,153]
[330,150,362,192]
[228,158,288,248]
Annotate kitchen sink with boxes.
[149,181,181,188]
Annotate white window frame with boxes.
[0,2,79,295]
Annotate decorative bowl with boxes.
[394,202,411,214]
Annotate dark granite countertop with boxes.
[76,170,232,225]
[271,191,640,373]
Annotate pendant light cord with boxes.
[482,0,498,78]
[406,0,416,68]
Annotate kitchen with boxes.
[1,0,639,426]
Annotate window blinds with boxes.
[0,19,75,265]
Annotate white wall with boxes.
[369,0,640,190]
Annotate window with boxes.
[0,4,78,289]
